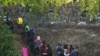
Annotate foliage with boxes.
[0,0,100,18]
[0,0,72,13]
[0,24,20,56]
[79,0,100,16]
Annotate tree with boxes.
[79,0,100,16]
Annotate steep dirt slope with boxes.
[36,27,100,56]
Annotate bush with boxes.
[0,24,20,56]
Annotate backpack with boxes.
[31,29,35,34]
[24,25,30,32]
[17,17,23,25]
[56,46,63,54]
[71,49,76,56]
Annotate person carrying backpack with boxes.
[34,35,41,56]
[70,48,76,56]
[64,44,70,56]
[47,44,52,56]
[40,41,48,56]
[74,46,79,56]
[70,46,80,56]
[69,45,74,56]
[5,18,14,32]
[29,28,36,42]
[23,24,30,45]
[16,17,23,29]
[56,43,64,56]
[28,29,36,54]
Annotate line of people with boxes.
[3,16,80,56]
[28,35,80,56]
[56,44,79,56]
[21,24,52,56]
[25,32,80,56]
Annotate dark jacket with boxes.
[47,46,52,56]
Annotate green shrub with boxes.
[0,24,20,56]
